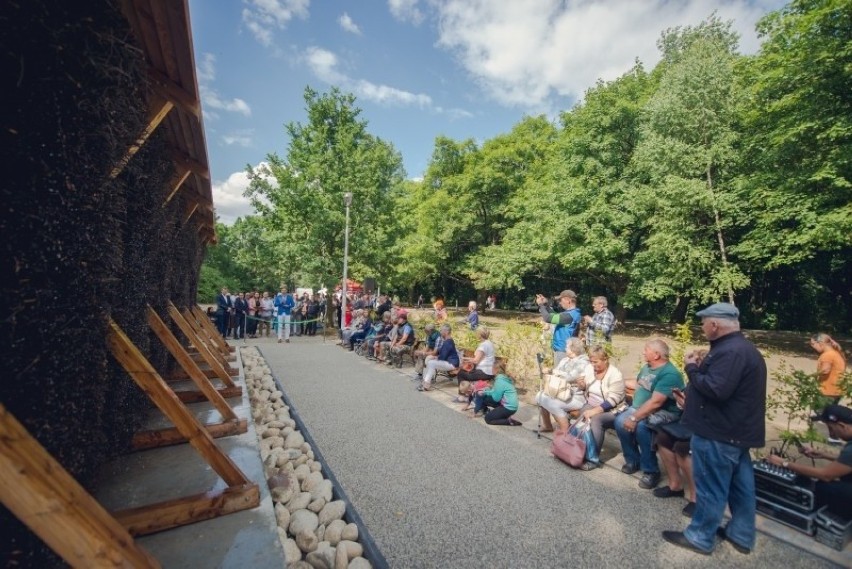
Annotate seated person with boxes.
[615,339,685,490]
[577,346,626,470]
[457,326,496,383]
[535,337,591,435]
[413,323,441,377]
[375,308,400,362]
[653,378,699,518]
[365,311,393,359]
[472,362,520,426]
[387,310,415,365]
[347,310,375,350]
[433,299,448,322]
[419,324,459,391]
[766,404,852,520]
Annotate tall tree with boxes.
[630,16,748,307]
[246,87,405,311]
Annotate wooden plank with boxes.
[183,201,199,225]
[172,148,210,180]
[0,404,160,568]
[113,483,259,537]
[147,66,199,117]
[132,419,248,450]
[162,165,191,206]
[190,305,236,354]
[147,306,237,422]
[177,306,232,367]
[107,320,247,487]
[167,306,236,387]
[175,386,242,403]
[110,93,174,179]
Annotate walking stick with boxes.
[536,352,545,439]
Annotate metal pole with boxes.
[341,193,352,333]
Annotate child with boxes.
[459,379,491,410]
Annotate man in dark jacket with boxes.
[662,302,766,556]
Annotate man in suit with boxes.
[233,292,248,339]
[216,287,232,338]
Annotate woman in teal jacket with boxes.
[474,363,521,426]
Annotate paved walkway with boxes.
[259,334,837,568]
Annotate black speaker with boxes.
[363,277,377,294]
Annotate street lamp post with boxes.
[341,192,353,331]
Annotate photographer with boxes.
[536,289,581,365]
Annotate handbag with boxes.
[543,373,573,401]
[659,420,693,441]
[551,419,591,468]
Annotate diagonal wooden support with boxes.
[107,320,258,535]
[133,307,246,450]
[166,305,237,388]
[181,307,237,367]
[190,304,236,354]
[0,404,160,568]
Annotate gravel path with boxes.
[259,335,837,569]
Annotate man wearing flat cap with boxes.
[663,302,767,556]
[766,405,852,520]
[536,289,581,365]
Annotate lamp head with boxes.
[343,192,353,207]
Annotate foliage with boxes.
[765,362,827,451]
[670,322,694,372]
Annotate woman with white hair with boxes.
[535,337,591,434]
[458,326,496,383]
[465,300,479,330]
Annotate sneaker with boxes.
[682,502,696,518]
[579,461,601,471]
[277,339,282,343]
[639,472,661,489]
[621,463,640,475]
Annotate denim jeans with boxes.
[614,407,659,473]
[684,435,756,552]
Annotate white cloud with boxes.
[338,12,362,35]
[388,0,424,25]
[243,0,310,46]
[222,129,254,147]
[197,53,252,118]
[304,47,434,108]
[431,0,787,108]
[213,164,272,224]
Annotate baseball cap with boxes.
[557,290,577,300]
[810,404,852,424]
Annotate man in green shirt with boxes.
[615,339,685,489]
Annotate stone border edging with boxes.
[257,346,389,569]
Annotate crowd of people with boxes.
[214,284,850,555]
[212,286,326,342]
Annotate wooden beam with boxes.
[191,305,236,354]
[175,386,242,403]
[147,306,237,422]
[162,166,191,206]
[177,306,232,366]
[110,93,174,179]
[172,149,210,180]
[166,305,236,387]
[147,66,201,118]
[132,419,248,450]
[114,483,259,537]
[183,201,199,225]
[0,404,160,568]
[106,320,247,487]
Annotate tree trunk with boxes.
[670,295,691,324]
[707,165,734,303]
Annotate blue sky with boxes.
[187,0,787,223]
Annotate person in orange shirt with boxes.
[810,332,847,403]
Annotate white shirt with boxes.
[476,340,496,375]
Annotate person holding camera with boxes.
[537,289,581,365]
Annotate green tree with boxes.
[246,87,405,319]
[630,16,749,309]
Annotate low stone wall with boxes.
[241,347,373,569]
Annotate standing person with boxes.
[662,303,767,556]
[274,285,295,344]
[216,287,231,338]
[536,289,581,365]
[233,292,248,340]
[810,332,847,406]
[305,294,320,336]
[583,296,616,347]
[258,291,274,338]
[417,294,424,309]
[247,292,259,338]
[465,301,479,330]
